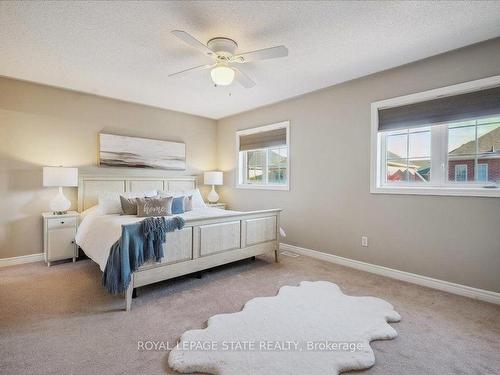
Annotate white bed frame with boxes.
[77,175,281,311]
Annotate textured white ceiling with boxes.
[1,1,500,119]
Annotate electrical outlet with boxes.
[361,236,368,247]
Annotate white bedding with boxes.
[75,207,240,271]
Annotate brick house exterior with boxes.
[448,157,500,182]
[448,127,500,183]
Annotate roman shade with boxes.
[378,86,500,131]
[239,128,287,151]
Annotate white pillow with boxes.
[98,190,157,214]
[80,205,103,218]
[157,190,184,198]
[157,188,206,209]
[184,195,193,212]
[185,189,206,209]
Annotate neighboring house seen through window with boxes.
[379,118,500,187]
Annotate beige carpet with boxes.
[0,253,499,375]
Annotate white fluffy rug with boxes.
[168,281,401,375]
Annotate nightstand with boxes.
[42,211,79,266]
[206,202,227,210]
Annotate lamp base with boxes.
[50,187,71,214]
[207,185,219,203]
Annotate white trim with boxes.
[370,74,500,197]
[367,185,500,197]
[0,253,44,268]
[236,184,290,191]
[372,75,500,110]
[236,121,289,136]
[235,121,290,191]
[280,243,500,305]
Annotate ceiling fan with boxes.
[169,30,288,88]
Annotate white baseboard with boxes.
[280,243,500,305]
[0,253,44,268]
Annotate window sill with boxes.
[371,185,500,197]
[236,184,289,191]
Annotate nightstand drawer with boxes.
[47,217,77,229]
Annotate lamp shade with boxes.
[204,171,223,186]
[43,167,78,187]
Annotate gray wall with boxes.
[217,38,500,293]
[0,77,217,259]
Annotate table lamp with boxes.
[204,171,223,203]
[43,167,78,214]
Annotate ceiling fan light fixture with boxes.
[210,64,235,86]
[170,30,288,88]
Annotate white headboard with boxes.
[77,175,197,212]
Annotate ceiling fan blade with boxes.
[171,30,215,57]
[168,64,214,78]
[233,67,256,88]
[233,45,288,63]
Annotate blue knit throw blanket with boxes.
[102,216,185,294]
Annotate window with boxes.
[477,164,488,182]
[371,76,500,197]
[384,127,431,183]
[454,165,467,182]
[237,121,289,190]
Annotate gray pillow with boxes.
[136,196,173,217]
[120,196,139,215]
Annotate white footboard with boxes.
[126,209,281,310]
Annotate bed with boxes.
[75,175,281,311]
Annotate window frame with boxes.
[370,75,500,197]
[236,121,290,191]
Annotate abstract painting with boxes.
[99,133,186,170]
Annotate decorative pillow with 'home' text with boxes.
[136,196,173,217]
